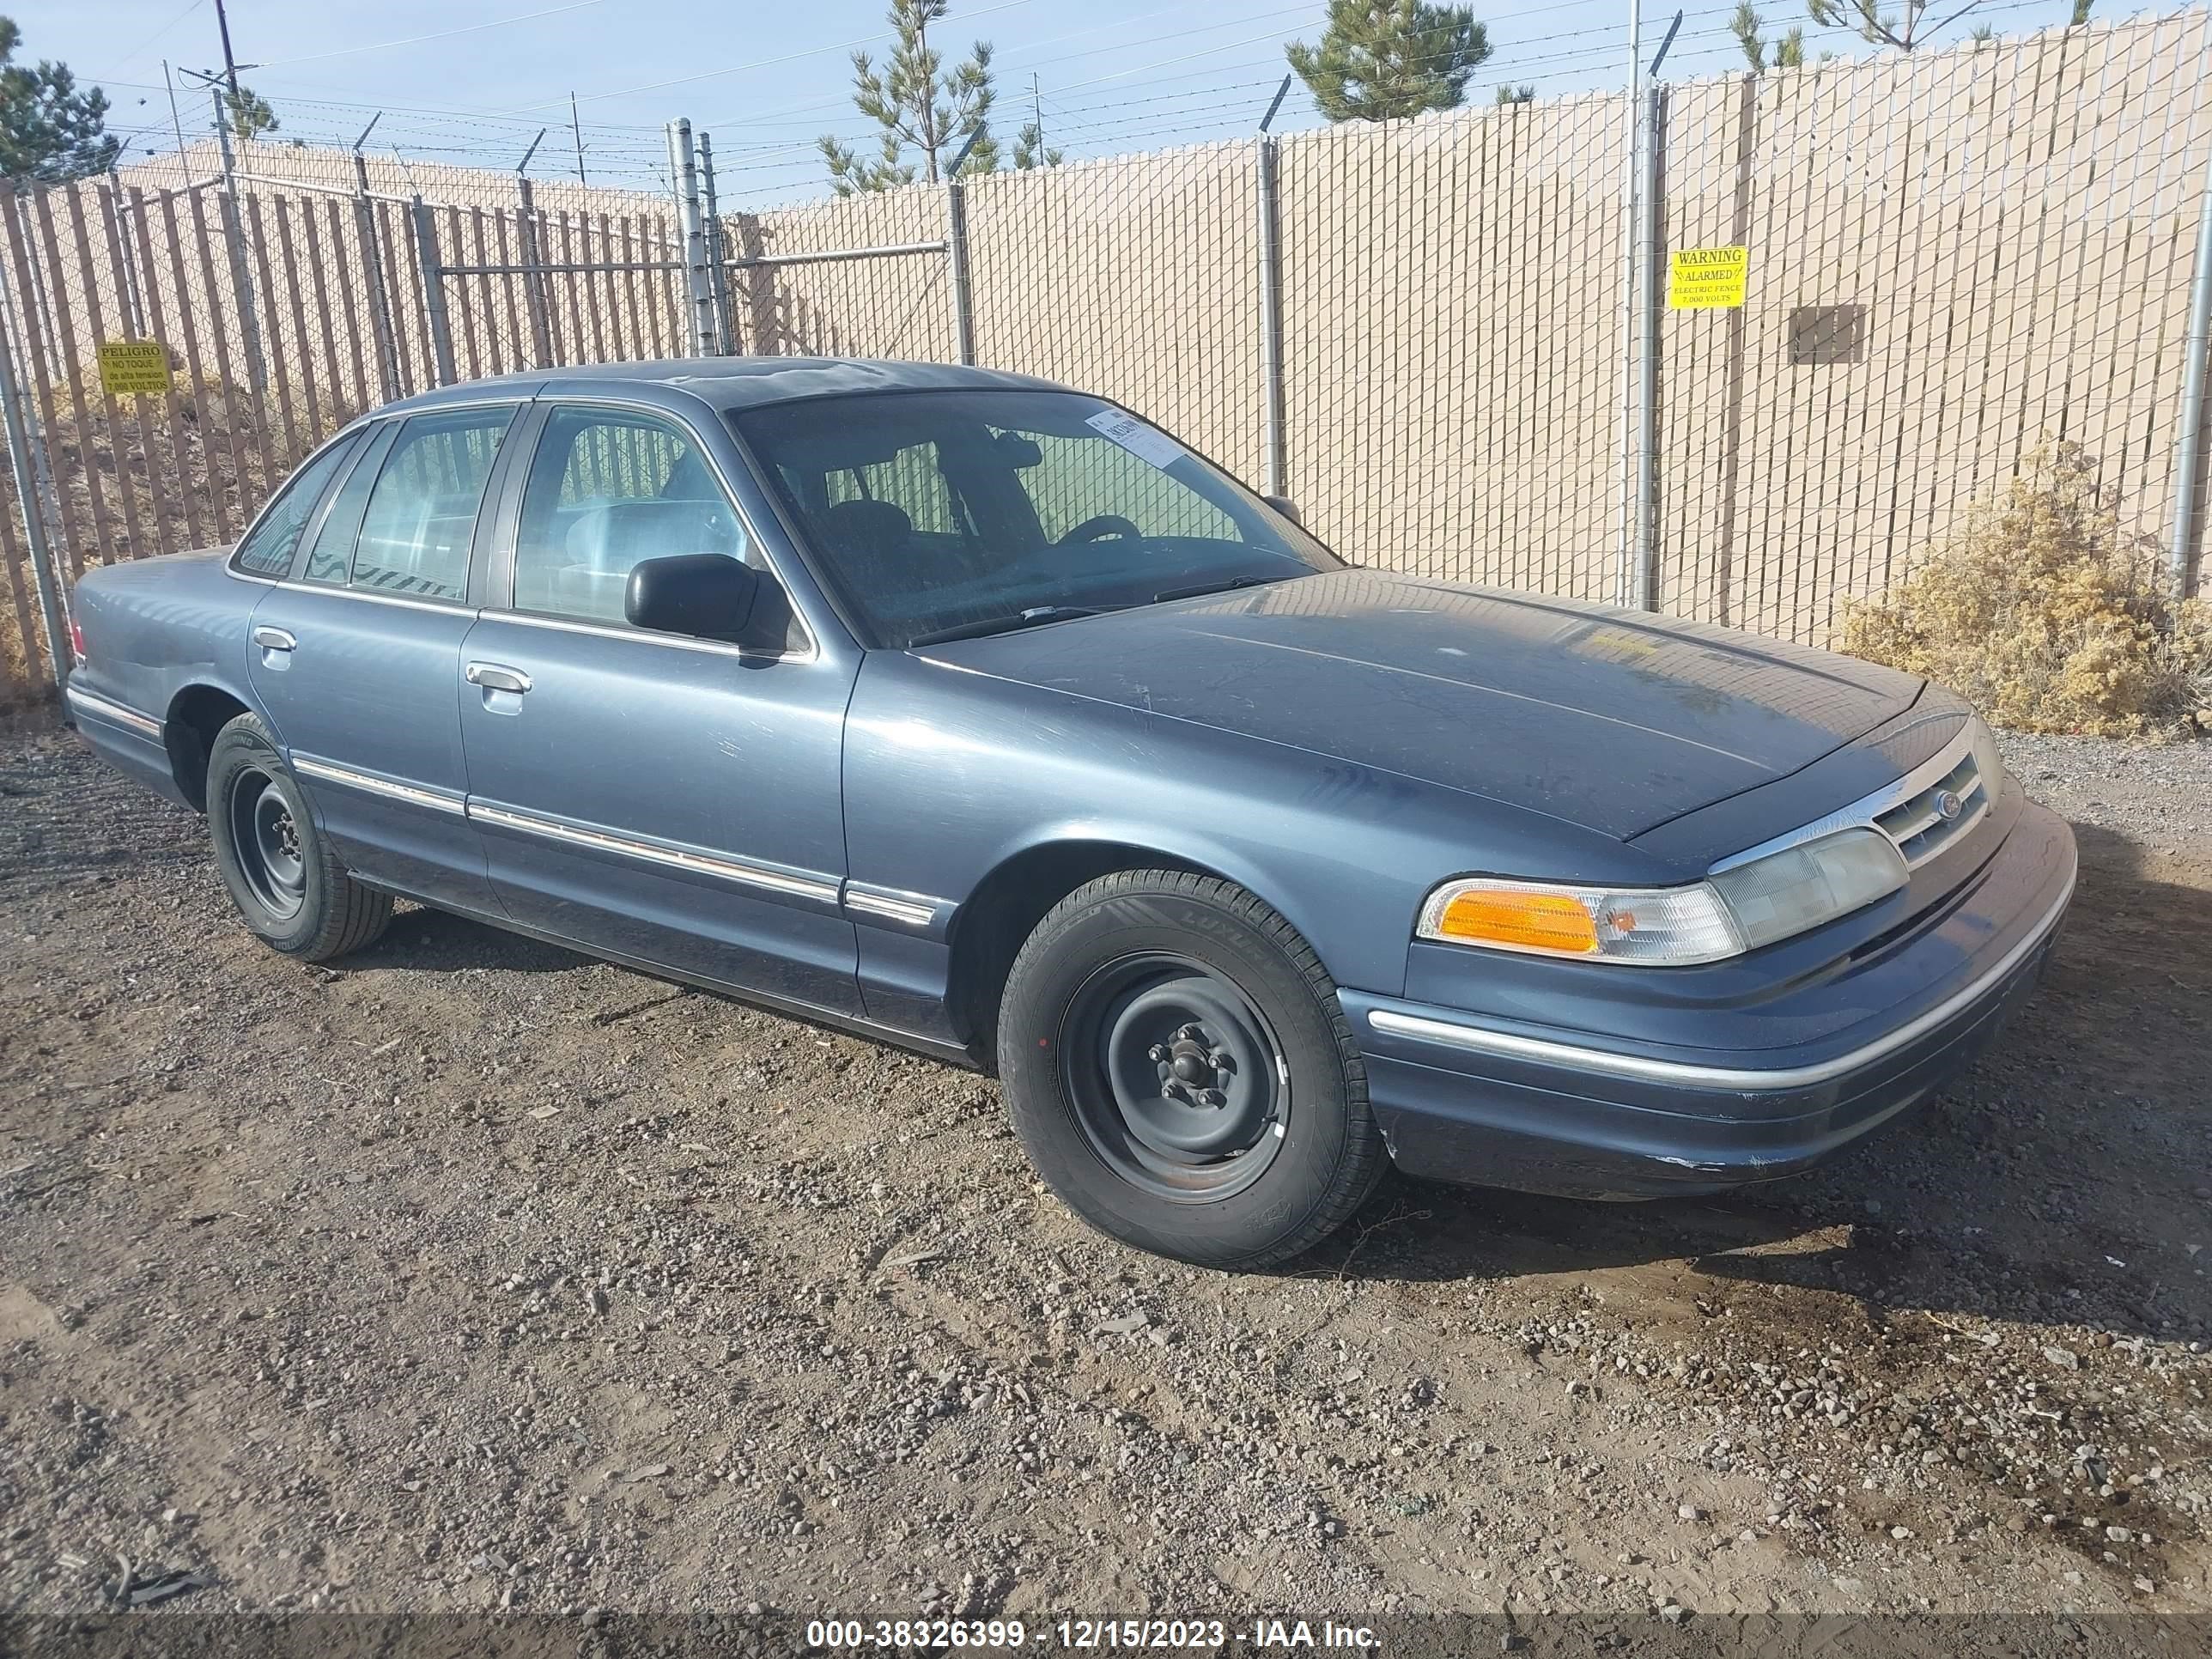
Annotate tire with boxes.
[997,869,1387,1270]
[206,712,392,963]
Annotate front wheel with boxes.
[997,870,1386,1269]
[206,712,392,962]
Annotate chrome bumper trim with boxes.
[1368,844,2075,1093]
[65,684,164,740]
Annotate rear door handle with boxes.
[252,625,295,651]
[465,662,532,695]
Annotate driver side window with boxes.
[512,407,748,626]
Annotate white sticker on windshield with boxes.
[1085,409,1188,471]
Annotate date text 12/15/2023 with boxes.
[804,1617,1381,1649]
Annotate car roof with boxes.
[378,356,1069,417]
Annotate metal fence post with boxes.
[0,263,69,690]
[698,132,734,355]
[410,195,459,387]
[1255,133,1287,500]
[1630,82,1667,613]
[210,89,269,395]
[516,173,556,368]
[945,178,975,367]
[665,119,719,356]
[354,149,402,401]
[2171,139,2212,598]
[104,175,147,338]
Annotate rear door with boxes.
[249,403,521,912]
[455,398,863,1012]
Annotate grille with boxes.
[1875,747,1987,867]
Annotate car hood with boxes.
[918,570,1923,840]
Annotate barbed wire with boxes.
[101,0,2100,213]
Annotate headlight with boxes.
[1417,828,1907,967]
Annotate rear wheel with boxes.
[997,870,1385,1269]
[206,713,391,962]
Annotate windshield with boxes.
[733,389,1339,647]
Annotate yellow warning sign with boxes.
[1668,246,1748,310]
[97,340,173,397]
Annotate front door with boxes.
[456,401,862,1012]
[250,404,520,914]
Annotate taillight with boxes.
[69,618,86,664]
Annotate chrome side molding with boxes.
[465,799,841,903]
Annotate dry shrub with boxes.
[1844,442,2212,738]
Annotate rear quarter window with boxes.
[231,431,364,576]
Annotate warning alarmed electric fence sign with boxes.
[1668,246,1749,310]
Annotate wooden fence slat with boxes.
[156,188,237,538]
[295,198,346,430]
[33,185,119,574]
[126,186,211,552]
[245,196,302,472]
[0,419,39,692]
[321,196,370,413]
[0,187,94,577]
[453,208,484,380]
[77,181,171,560]
[620,216,647,363]
[190,185,276,509]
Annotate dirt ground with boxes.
[2,721,2209,1644]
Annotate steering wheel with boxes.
[1058,514,1144,545]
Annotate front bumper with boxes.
[1341,802,2076,1200]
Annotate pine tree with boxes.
[1729,3,1805,70]
[1804,0,1940,52]
[1285,0,1492,124]
[819,0,998,195]
[0,15,118,184]
[224,83,277,143]
[1012,120,1060,170]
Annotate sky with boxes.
[33,0,2096,208]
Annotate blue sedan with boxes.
[64,359,2076,1267]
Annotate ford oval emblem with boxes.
[1934,789,1965,821]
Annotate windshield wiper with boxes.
[906,605,1103,647]
[1152,574,1276,605]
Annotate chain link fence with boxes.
[3,12,2211,706]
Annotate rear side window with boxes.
[231,431,362,576]
[349,408,516,601]
[301,422,395,585]
[512,407,745,625]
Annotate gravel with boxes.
[2,720,2209,1629]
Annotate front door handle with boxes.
[252,625,296,651]
[465,662,532,695]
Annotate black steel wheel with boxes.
[228,770,307,920]
[998,869,1386,1269]
[1060,953,1289,1202]
[205,711,392,962]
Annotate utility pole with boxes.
[161,60,188,157]
[214,0,242,100]
[1032,74,1043,157]
[698,132,732,355]
[569,92,588,185]
[183,68,268,396]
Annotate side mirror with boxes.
[1261,494,1303,527]
[625,553,762,642]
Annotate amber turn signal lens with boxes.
[1435,888,1601,954]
